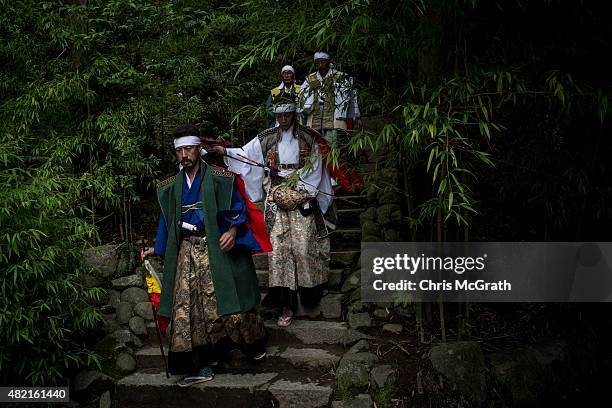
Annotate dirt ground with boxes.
[359,302,612,407]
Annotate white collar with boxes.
[280,125,295,139]
[185,171,197,189]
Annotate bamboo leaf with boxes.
[427,147,436,171]
[432,163,441,183]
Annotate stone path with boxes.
[115,188,370,407]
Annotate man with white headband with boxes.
[265,64,302,128]
[140,124,272,387]
[299,51,361,144]
[209,102,333,328]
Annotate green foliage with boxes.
[335,374,356,401]
[0,148,103,385]
[373,377,399,408]
[395,69,581,230]
[232,0,609,238]
[0,0,168,385]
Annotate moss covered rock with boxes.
[359,207,377,224]
[377,204,401,226]
[383,229,402,242]
[430,341,487,407]
[362,220,381,237]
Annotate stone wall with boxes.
[361,167,403,243]
[75,244,159,407]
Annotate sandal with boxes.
[277,315,292,327]
[277,309,293,327]
[177,366,214,387]
[252,350,267,361]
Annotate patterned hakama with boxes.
[224,125,334,312]
[263,206,330,311]
[168,237,267,375]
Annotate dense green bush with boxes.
[0,149,104,385]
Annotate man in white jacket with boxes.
[208,102,332,327]
[299,51,361,144]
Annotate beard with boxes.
[181,158,195,167]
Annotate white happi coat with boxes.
[300,68,360,129]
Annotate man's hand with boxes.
[219,226,237,252]
[140,247,155,261]
[208,145,225,156]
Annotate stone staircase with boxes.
[115,191,367,407]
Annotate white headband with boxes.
[274,103,296,113]
[174,136,201,149]
[281,65,295,75]
[314,52,330,60]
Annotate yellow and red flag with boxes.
[144,260,162,310]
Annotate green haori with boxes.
[156,160,260,318]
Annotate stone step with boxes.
[253,254,269,270]
[144,287,345,339]
[135,344,343,373]
[265,319,369,346]
[334,194,367,210]
[330,250,360,269]
[268,379,334,408]
[330,228,362,251]
[254,250,359,270]
[332,228,362,242]
[145,322,167,342]
[337,208,364,227]
[116,371,334,408]
[144,289,345,342]
[116,371,277,408]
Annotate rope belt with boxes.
[181,202,203,213]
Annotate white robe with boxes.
[223,125,333,213]
[299,69,360,121]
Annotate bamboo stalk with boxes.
[437,172,446,342]
[439,298,446,342]
[416,301,424,343]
